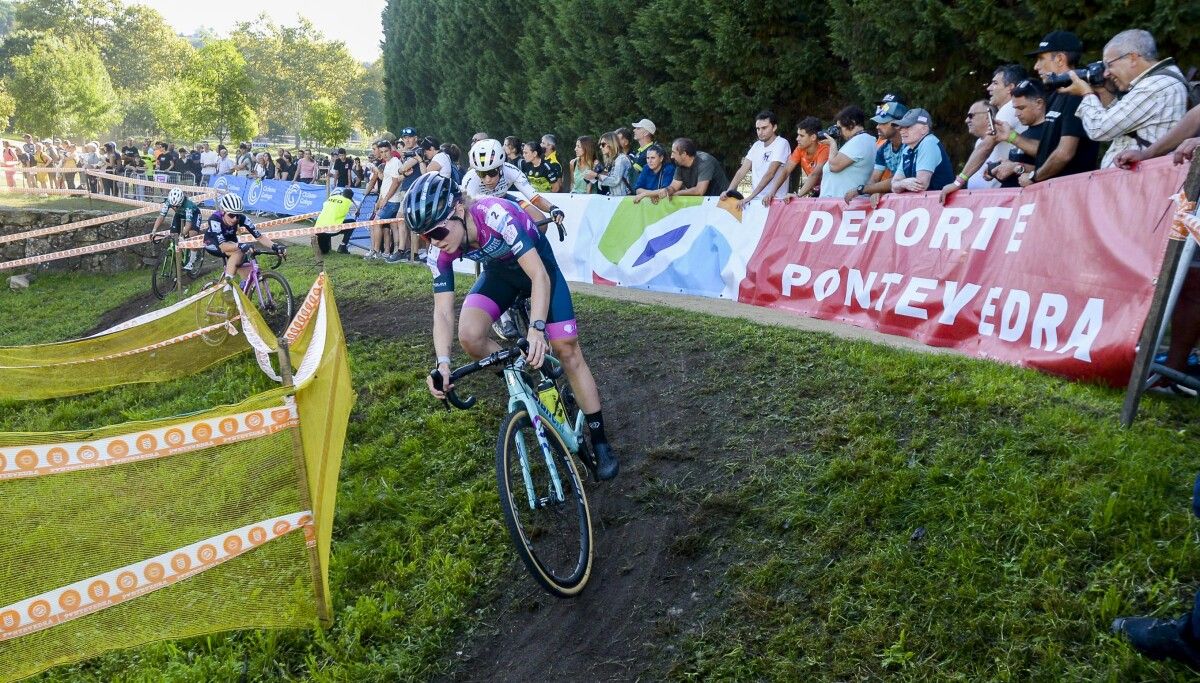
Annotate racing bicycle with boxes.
[196,246,295,344]
[150,232,205,299]
[433,338,601,598]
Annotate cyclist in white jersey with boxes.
[463,138,565,228]
[465,138,567,338]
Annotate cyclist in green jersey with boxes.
[152,188,203,273]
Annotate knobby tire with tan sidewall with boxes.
[151,240,178,300]
[496,408,593,598]
[256,270,295,336]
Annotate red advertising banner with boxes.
[738,157,1188,385]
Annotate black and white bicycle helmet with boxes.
[166,188,185,207]
[218,193,244,215]
[404,172,459,234]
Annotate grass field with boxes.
[3,249,1200,680]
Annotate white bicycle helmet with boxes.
[166,188,185,207]
[468,138,505,172]
[218,193,244,214]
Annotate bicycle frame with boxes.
[502,356,584,511]
[237,253,275,310]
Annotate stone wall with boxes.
[0,208,160,274]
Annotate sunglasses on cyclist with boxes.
[476,168,500,179]
[422,215,461,240]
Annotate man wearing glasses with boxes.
[407,172,620,481]
[1058,29,1188,169]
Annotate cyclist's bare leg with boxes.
[458,307,503,359]
[218,242,243,279]
[549,337,601,413]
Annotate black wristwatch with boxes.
[531,320,547,333]
[856,184,865,194]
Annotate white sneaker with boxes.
[363,250,379,261]
[417,248,428,260]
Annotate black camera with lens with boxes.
[818,124,844,143]
[1044,61,1107,89]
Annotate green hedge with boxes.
[384,0,1200,169]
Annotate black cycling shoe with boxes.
[592,442,619,481]
[1112,616,1200,669]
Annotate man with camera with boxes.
[995,31,1099,185]
[1057,29,1188,168]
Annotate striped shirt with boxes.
[1077,61,1188,168]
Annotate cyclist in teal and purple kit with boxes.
[406,172,619,480]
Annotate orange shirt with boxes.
[789,143,829,175]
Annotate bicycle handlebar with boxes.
[431,338,563,410]
[535,214,566,242]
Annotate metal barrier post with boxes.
[1120,156,1200,427]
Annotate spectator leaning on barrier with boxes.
[890,108,955,193]
[940,67,1027,202]
[659,137,729,199]
[233,142,254,177]
[818,106,875,200]
[761,116,828,203]
[295,149,317,183]
[631,119,657,171]
[216,146,234,176]
[589,131,634,197]
[723,110,791,208]
[521,140,560,192]
[631,143,676,203]
[199,143,218,182]
[855,100,908,206]
[569,135,601,194]
[1004,30,1099,184]
[989,79,1049,188]
[1058,29,1189,169]
[421,137,453,179]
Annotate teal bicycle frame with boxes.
[502,354,583,511]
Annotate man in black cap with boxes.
[995,30,1098,185]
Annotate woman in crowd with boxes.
[586,131,633,197]
[60,141,80,190]
[1,140,18,187]
[276,150,293,181]
[817,106,875,200]
[569,136,601,194]
[616,127,634,158]
[33,141,51,190]
[295,149,317,184]
[503,136,521,165]
[351,157,365,187]
[631,143,676,202]
[255,152,276,180]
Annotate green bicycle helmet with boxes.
[404,172,459,234]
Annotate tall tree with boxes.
[178,40,258,143]
[302,97,353,147]
[7,36,118,137]
[0,79,13,130]
[231,15,360,142]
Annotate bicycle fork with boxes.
[505,370,565,510]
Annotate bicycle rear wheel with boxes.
[255,271,295,336]
[496,408,592,597]
[151,242,177,300]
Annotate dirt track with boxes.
[337,289,807,681]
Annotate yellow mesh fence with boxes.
[0,274,351,681]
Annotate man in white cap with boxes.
[631,118,657,171]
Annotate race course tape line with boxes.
[0,403,298,481]
[0,509,314,642]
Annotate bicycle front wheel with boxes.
[256,270,295,336]
[496,408,593,598]
[151,242,177,300]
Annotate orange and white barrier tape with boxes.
[283,272,325,345]
[84,169,216,193]
[0,403,297,481]
[177,212,323,249]
[46,316,243,366]
[179,215,397,249]
[0,509,314,642]
[0,231,168,271]
[0,205,161,245]
[0,186,90,196]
